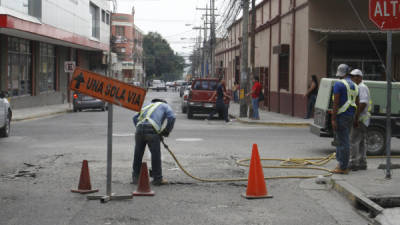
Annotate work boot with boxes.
[152,178,168,186]
[331,167,349,174]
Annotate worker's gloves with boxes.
[160,129,170,137]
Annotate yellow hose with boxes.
[161,139,400,183]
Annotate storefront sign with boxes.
[70,67,146,112]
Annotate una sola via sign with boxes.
[369,0,400,30]
[70,67,146,112]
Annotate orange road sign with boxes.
[70,67,146,112]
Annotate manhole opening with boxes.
[369,196,400,208]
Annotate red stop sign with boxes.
[369,0,400,30]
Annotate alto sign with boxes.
[369,0,400,30]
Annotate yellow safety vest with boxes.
[336,79,359,115]
[137,102,163,133]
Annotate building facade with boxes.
[0,0,111,109]
[215,0,400,117]
[133,25,145,85]
[111,12,134,83]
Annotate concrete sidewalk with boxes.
[228,102,312,127]
[12,103,72,121]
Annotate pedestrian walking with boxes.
[304,75,319,119]
[331,64,359,174]
[246,76,262,120]
[132,98,176,185]
[206,77,231,123]
[349,69,371,171]
[233,81,239,103]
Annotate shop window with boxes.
[279,53,289,90]
[39,43,56,93]
[1,0,42,19]
[90,2,100,38]
[7,37,32,97]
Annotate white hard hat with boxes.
[350,69,363,77]
[336,64,349,77]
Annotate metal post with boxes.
[106,103,113,195]
[385,30,392,179]
[210,0,216,77]
[240,0,249,117]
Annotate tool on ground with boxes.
[133,162,155,196]
[71,160,99,194]
[242,144,272,199]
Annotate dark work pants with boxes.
[335,114,354,170]
[132,124,162,181]
[208,100,229,122]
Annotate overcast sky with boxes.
[116,0,208,60]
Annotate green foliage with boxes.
[143,32,185,81]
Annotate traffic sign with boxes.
[64,61,76,73]
[70,67,146,112]
[369,0,400,30]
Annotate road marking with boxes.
[175,138,204,142]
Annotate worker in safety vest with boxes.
[132,98,176,185]
[331,64,359,174]
[349,69,371,171]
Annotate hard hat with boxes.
[336,64,349,77]
[151,98,167,103]
[350,69,363,77]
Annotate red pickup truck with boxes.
[186,78,230,119]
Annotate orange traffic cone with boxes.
[71,160,99,194]
[133,162,155,196]
[242,144,272,199]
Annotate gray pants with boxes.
[350,123,367,167]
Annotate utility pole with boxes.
[240,0,249,117]
[204,8,208,77]
[210,0,216,77]
[248,0,256,118]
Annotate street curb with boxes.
[229,114,310,127]
[331,178,384,224]
[12,109,72,122]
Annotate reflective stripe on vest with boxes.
[337,79,359,115]
[137,102,163,133]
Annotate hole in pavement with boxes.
[369,196,400,208]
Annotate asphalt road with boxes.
[2,89,398,225]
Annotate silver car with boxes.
[0,91,12,137]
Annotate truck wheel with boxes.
[187,107,193,119]
[367,127,385,155]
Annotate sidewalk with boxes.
[228,102,312,127]
[12,103,72,121]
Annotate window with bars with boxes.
[39,43,56,93]
[116,26,125,36]
[7,37,32,96]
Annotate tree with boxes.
[143,32,185,81]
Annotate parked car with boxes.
[151,80,167,92]
[310,78,400,155]
[186,78,230,119]
[0,91,12,137]
[181,86,191,113]
[73,92,106,112]
[166,81,174,87]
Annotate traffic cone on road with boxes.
[71,160,99,194]
[133,162,155,196]
[242,144,272,199]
